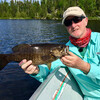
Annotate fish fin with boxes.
[0,54,9,70]
[41,56,52,70]
[47,63,51,70]
[12,44,31,52]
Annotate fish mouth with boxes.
[64,47,67,53]
[64,46,69,54]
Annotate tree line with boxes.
[0,0,100,19]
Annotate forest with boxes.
[0,0,100,19]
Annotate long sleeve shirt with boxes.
[30,32,100,100]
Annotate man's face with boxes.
[65,16,88,38]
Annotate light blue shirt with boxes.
[30,32,100,100]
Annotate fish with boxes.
[0,43,69,70]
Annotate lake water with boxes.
[0,19,100,100]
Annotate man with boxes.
[19,7,100,100]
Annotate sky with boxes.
[0,0,41,3]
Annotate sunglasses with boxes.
[64,16,85,27]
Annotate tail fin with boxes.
[0,54,9,70]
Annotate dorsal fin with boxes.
[12,44,31,52]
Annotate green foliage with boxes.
[0,0,100,19]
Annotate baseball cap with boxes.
[62,6,86,24]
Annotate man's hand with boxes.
[19,59,39,74]
[61,52,90,74]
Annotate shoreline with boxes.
[0,17,100,20]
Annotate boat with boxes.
[29,66,83,100]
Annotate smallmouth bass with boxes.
[0,43,69,70]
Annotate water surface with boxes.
[0,19,100,100]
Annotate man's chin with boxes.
[71,34,81,38]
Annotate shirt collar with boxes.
[90,32,96,44]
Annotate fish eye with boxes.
[60,45,64,49]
